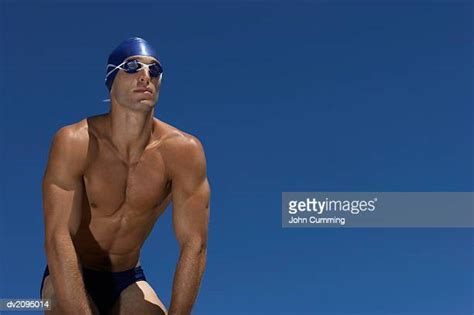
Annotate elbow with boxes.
[181,239,207,256]
[44,239,59,262]
[44,230,71,254]
[44,238,59,253]
[44,237,58,256]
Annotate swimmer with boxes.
[40,37,210,315]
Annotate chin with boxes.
[135,99,156,109]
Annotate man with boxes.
[40,37,210,315]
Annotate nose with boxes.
[138,67,151,84]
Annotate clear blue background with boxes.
[0,1,473,314]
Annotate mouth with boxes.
[134,88,153,95]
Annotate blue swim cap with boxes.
[105,37,158,92]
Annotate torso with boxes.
[71,114,183,271]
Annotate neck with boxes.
[107,104,155,163]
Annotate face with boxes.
[110,55,162,111]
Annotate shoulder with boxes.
[48,118,93,173]
[155,119,207,175]
[52,114,108,149]
[52,119,89,150]
[155,119,205,154]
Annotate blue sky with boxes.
[0,1,472,314]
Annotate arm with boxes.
[167,136,210,315]
[42,125,93,314]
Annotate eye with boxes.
[149,63,163,77]
[124,60,140,72]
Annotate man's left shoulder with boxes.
[156,120,206,169]
[157,121,204,153]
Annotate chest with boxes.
[83,143,169,214]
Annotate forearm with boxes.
[45,234,93,315]
[168,245,207,315]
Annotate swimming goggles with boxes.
[106,59,163,79]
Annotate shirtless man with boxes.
[40,37,210,315]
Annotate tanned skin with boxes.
[41,55,210,315]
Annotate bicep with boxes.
[172,178,210,247]
[170,138,210,247]
[42,128,85,240]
